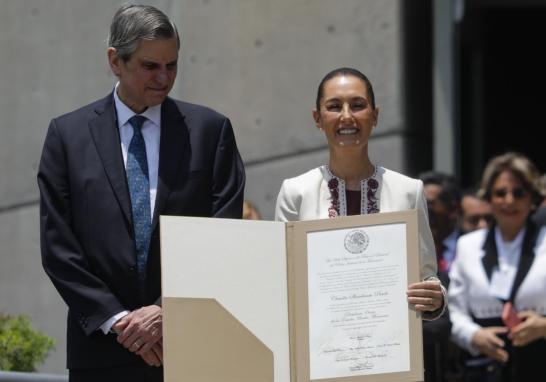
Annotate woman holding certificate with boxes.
[274,67,445,317]
[448,152,546,381]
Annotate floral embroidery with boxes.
[327,178,340,217]
[327,165,379,217]
[366,177,379,214]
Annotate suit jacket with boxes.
[37,93,245,369]
[275,165,437,280]
[448,222,546,354]
[532,206,546,226]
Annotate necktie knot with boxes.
[129,115,147,134]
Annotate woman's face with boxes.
[490,170,533,234]
[313,75,378,150]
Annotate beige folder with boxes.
[160,211,423,382]
[163,297,273,382]
[161,218,289,382]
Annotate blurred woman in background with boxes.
[448,152,546,381]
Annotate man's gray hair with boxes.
[108,3,180,62]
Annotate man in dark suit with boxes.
[37,4,245,381]
[419,171,461,382]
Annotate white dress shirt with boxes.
[489,226,525,300]
[99,86,162,334]
[114,84,161,216]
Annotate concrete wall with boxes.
[0,0,409,373]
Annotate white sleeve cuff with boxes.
[422,276,448,321]
[462,324,482,356]
[99,310,130,334]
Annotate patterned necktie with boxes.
[126,115,151,281]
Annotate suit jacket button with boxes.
[129,266,135,271]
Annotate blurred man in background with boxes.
[420,171,461,273]
[459,189,493,234]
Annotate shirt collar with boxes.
[494,225,526,251]
[113,83,161,129]
[443,229,459,252]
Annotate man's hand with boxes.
[472,327,509,362]
[509,311,546,347]
[140,342,163,367]
[113,305,162,356]
[406,280,443,312]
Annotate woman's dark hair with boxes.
[315,67,376,111]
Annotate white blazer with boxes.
[448,225,546,354]
[275,165,437,281]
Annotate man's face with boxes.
[108,38,178,113]
[460,195,493,234]
[424,184,457,243]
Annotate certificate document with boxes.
[307,223,409,379]
[161,210,422,382]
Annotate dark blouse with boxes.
[346,190,361,216]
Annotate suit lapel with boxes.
[88,94,132,224]
[151,98,189,232]
[481,225,498,282]
[509,220,539,302]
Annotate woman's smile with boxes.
[314,75,378,151]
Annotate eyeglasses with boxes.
[466,213,494,226]
[492,187,528,200]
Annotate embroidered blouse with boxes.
[325,165,379,217]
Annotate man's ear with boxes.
[312,109,321,130]
[107,47,122,77]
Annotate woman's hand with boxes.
[406,280,443,312]
[509,311,546,347]
[471,327,509,362]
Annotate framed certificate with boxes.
[286,210,423,382]
[160,210,423,382]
